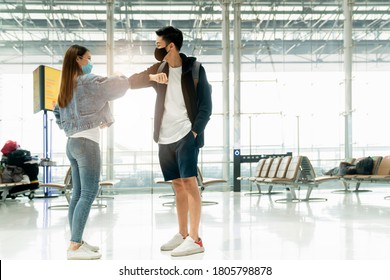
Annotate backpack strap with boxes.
[157,61,167,74]
[158,60,200,90]
[192,61,201,90]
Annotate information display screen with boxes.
[33,65,61,113]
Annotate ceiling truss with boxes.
[0,0,390,68]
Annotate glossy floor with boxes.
[1,184,390,260]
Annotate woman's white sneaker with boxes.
[82,241,99,252]
[67,244,102,260]
[160,233,186,251]
[171,236,205,257]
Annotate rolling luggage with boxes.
[1,146,39,201]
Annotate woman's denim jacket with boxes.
[54,74,129,137]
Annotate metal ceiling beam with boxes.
[1,0,390,66]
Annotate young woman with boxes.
[54,45,130,260]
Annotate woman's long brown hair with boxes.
[57,45,88,108]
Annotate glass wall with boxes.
[1,1,390,192]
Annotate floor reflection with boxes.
[1,186,390,260]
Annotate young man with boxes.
[129,26,212,257]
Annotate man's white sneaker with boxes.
[67,244,102,260]
[160,233,186,251]
[82,241,99,252]
[171,236,205,257]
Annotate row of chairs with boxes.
[238,155,340,203]
[0,181,38,202]
[38,165,226,208]
[319,156,390,193]
[14,156,390,206]
[155,166,227,206]
[239,155,390,202]
[39,167,119,209]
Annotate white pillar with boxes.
[106,0,115,179]
[221,0,230,184]
[343,0,353,159]
[233,0,241,153]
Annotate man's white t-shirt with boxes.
[158,66,192,144]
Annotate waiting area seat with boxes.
[328,155,390,200]
[237,156,296,196]
[272,155,390,202]
[39,167,116,209]
[196,166,227,205]
[256,157,282,183]
[0,181,39,202]
[237,158,266,182]
[39,167,72,209]
[339,156,390,197]
[258,156,338,203]
[96,179,120,199]
[153,178,176,206]
[235,153,390,203]
[246,157,274,195]
[251,156,290,195]
[316,156,386,193]
[263,156,309,203]
[258,156,292,194]
[154,166,227,206]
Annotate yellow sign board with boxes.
[33,65,61,113]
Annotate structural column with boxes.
[343,0,353,159]
[233,0,242,192]
[233,0,241,158]
[106,0,115,179]
[221,0,230,184]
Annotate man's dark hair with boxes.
[156,26,183,51]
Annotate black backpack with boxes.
[6,149,32,167]
[338,162,356,176]
[355,157,374,175]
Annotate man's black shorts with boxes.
[158,131,199,181]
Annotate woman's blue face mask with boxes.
[82,59,93,74]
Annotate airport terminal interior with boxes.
[2,0,390,263]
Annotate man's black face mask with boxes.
[154,47,168,61]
